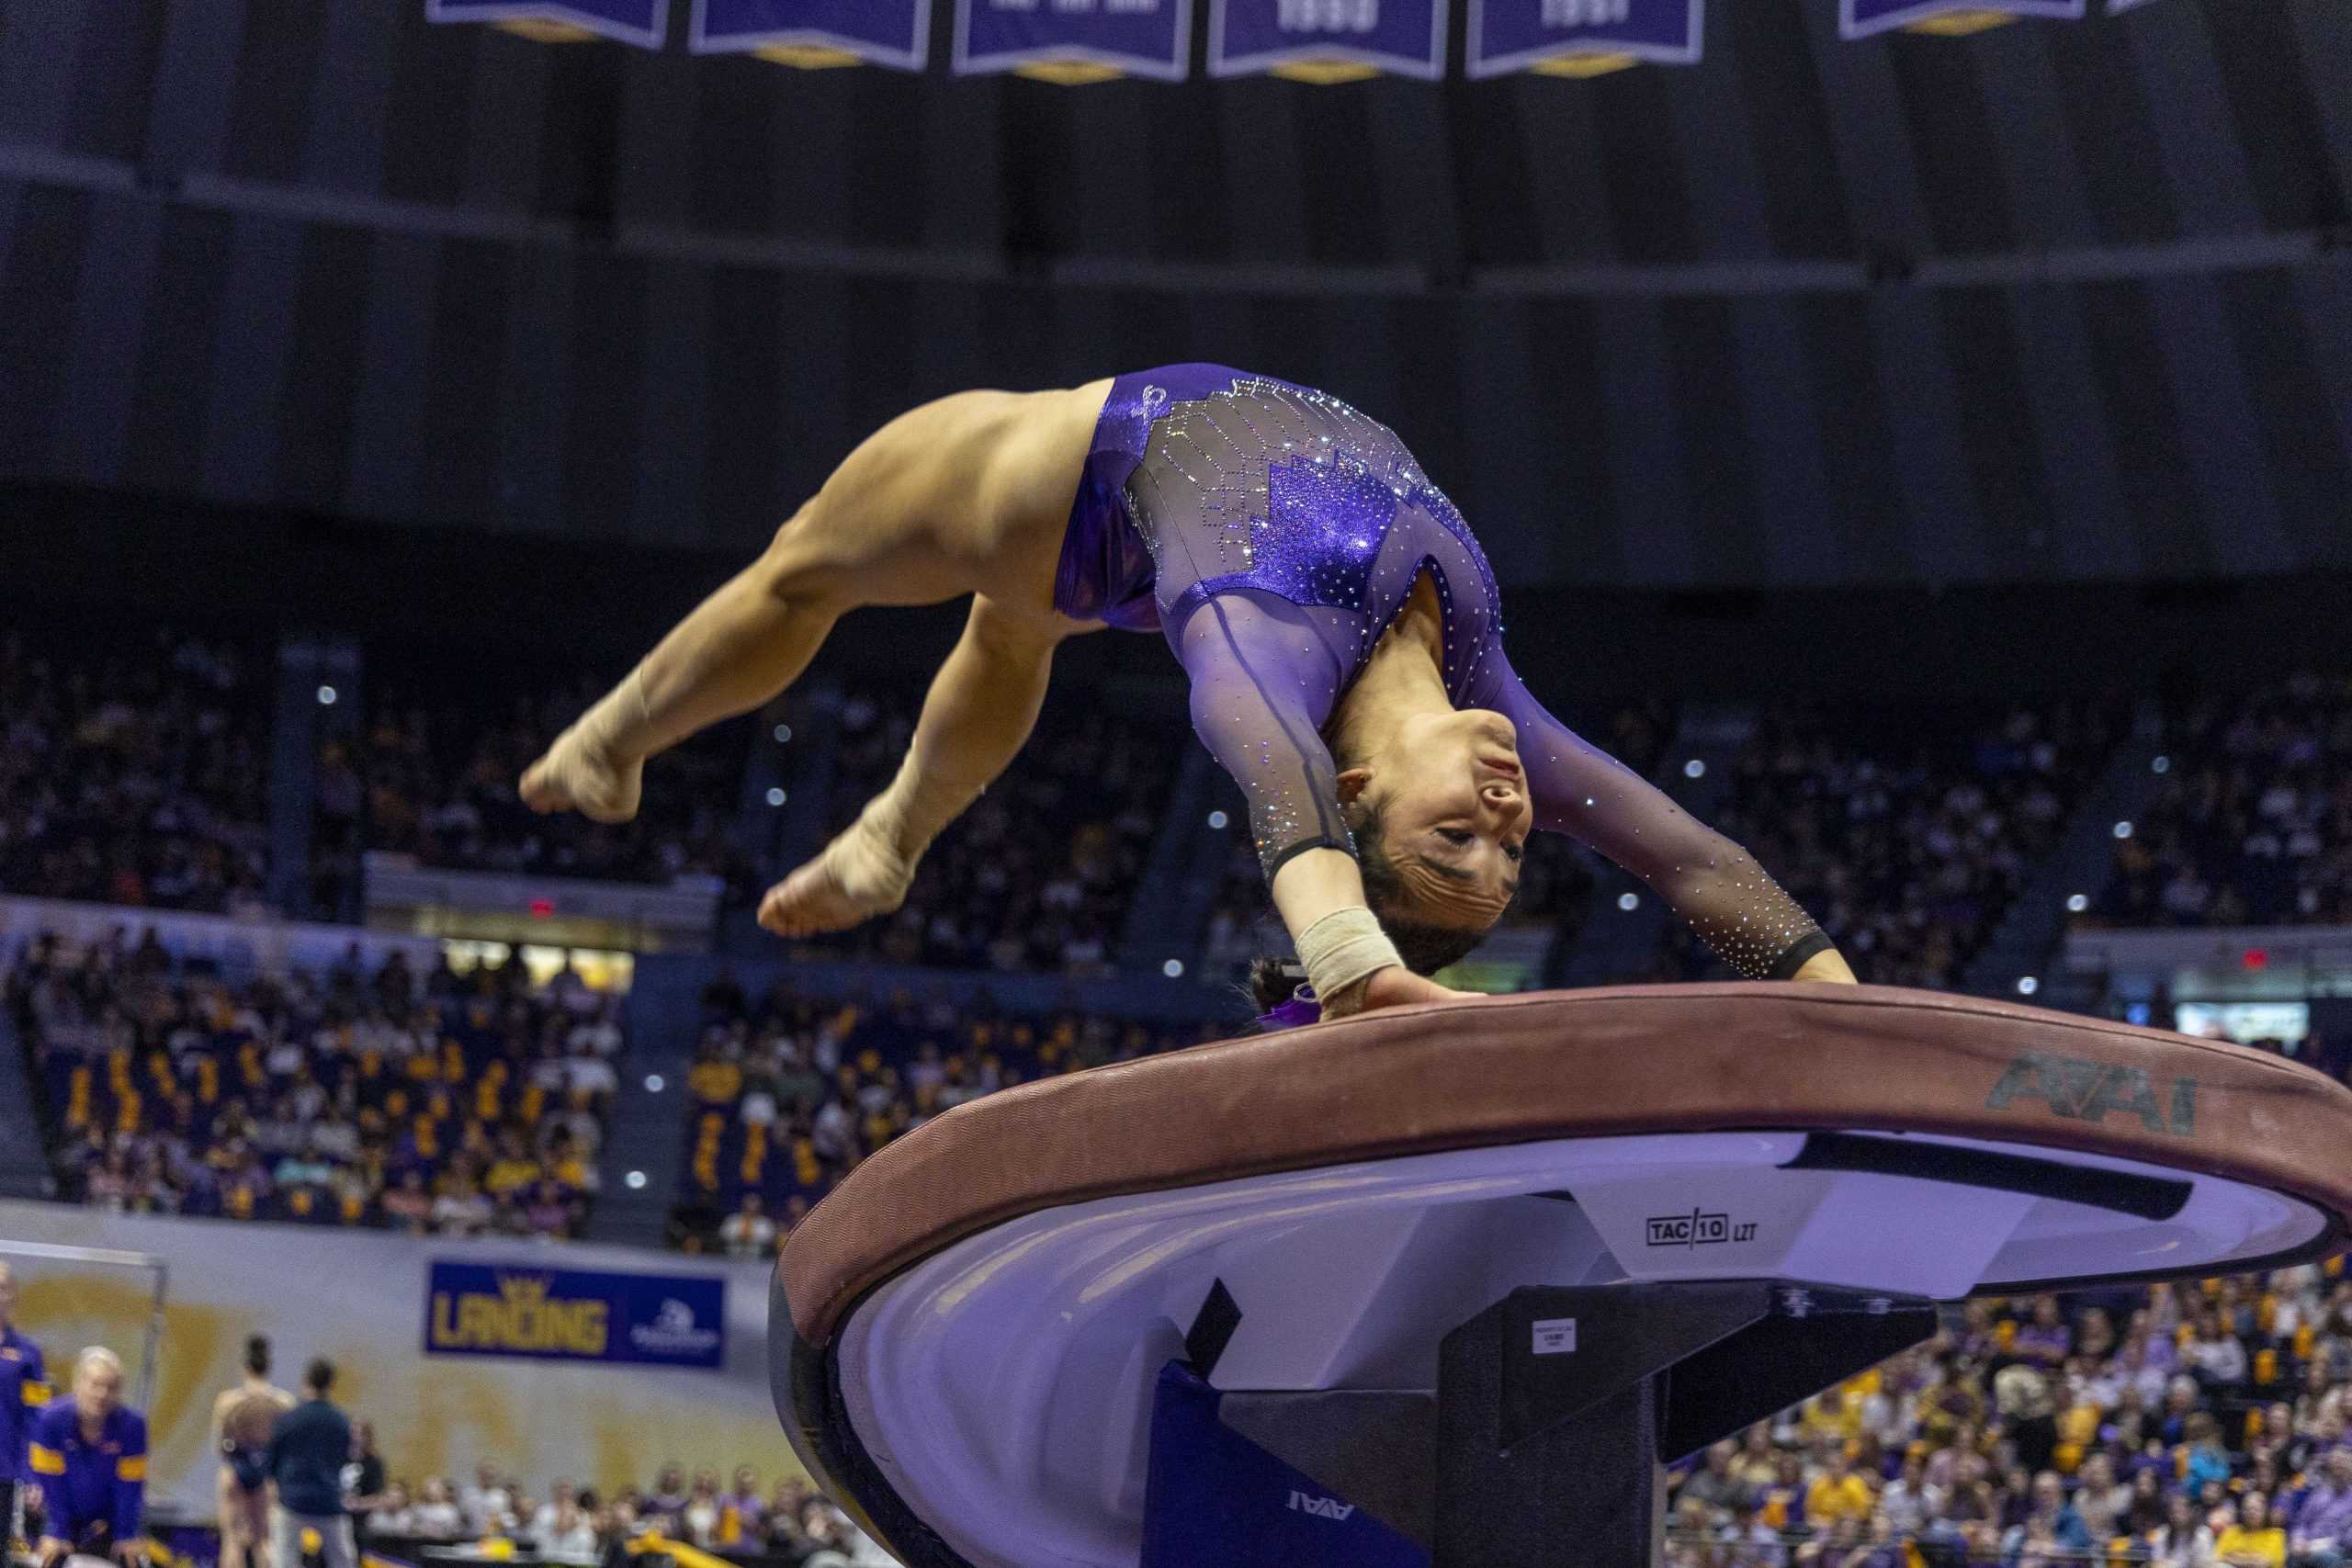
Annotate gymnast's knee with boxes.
[753,502,855,614]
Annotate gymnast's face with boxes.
[1338,707,1532,929]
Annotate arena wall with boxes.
[0,1201,786,1517]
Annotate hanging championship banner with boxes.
[952,0,1193,82]
[1839,0,2081,40]
[2105,0,2161,11]
[1466,0,1702,79]
[690,0,931,67]
[1209,0,1449,83]
[426,0,668,46]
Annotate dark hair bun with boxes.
[1245,957,1298,1014]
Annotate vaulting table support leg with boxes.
[1434,1283,1939,1568]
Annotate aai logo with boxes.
[1645,1209,1758,1248]
[1985,1051,2197,1136]
[1288,1490,1356,1521]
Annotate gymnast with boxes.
[521,366,1856,1021]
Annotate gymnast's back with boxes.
[1049,366,1827,984]
[1057,364,1550,869]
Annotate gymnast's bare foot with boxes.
[519,727,644,824]
[758,814,917,938]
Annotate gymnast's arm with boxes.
[1177,592,1462,1015]
[1480,653,1856,984]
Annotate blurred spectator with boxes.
[665,976,1216,1251]
[2214,1491,2284,1566]
[458,1462,514,1537]
[718,1194,775,1259]
[532,1481,596,1557]
[2091,671,2352,929]
[0,629,271,913]
[1660,1267,2352,1567]
[11,930,618,1238]
[407,1477,463,1539]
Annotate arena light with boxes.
[1162,959,1185,978]
[316,685,337,705]
[2153,755,2172,774]
[766,787,787,807]
[2017,976,2039,997]
[528,897,555,919]
[1617,892,1641,912]
[645,1074,666,1093]
[2113,821,2134,840]
[2245,949,2270,972]
[1207,809,1229,829]
[625,1170,648,1190]
[774,724,793,743]
[1683,759,1706,779]
[2066,894,2089,913]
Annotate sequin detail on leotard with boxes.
[1088,367,1828,982]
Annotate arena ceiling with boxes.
[0,0,2346,587]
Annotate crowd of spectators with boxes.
[312,667,757,919]
[1642,702,2124,989]
[0,629,272,914]
[2090,673,2352,931]
[1194,699,1674,989]
[786,684,1175,975]
[363,1458,891,1566]
[663,970,1220,1253]
[10,927,620,1239]
[1662,1268,2352,1566]
[356,1266,2352,1568]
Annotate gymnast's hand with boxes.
[1325,965,1474,1021]
[1792,948,1860,984]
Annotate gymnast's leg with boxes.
[520,382,1105,928]
[515,527,849,824]
[759,592,1093,937]
[519,386,1085,822]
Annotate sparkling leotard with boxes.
[1054,365,1831,982]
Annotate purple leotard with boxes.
[1055,365,1830,982]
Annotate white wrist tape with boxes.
[1296,908,1403,1004]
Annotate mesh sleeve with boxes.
[1175,590,1358,881]
[1484,656,1831,981]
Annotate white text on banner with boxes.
[427,0,669,47]
[1839,0,2084,41]
[1466,0,1702,81]
[690,0,932,67]
[1209,0,1450,83]
[953,0,1194,83]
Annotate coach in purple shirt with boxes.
[2010,1297,2073,1369]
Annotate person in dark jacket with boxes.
[266,1361,354,1568]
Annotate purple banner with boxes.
[2106,0,2161,11]
[1839,0,2081,40]
[427,0,668,46]
[953,0,1193,80]
[1465,0,1701,79]
[1209,0,1449,81]
[690,0,931,66]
